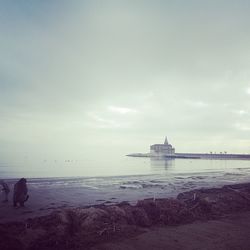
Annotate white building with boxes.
[150,137,175,157]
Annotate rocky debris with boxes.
[136,198,194,225]
[1,183,250,250]
[61,207,110,233]
[126,206,151,227]
[137,199,161,223]
[26,212,62,230]
[157,198,194,224]
[177,183,250,216]
[105,205,127,223]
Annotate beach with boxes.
[1,182,250,250]
[91,211,250,250]
[2,0,250,249]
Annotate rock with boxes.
[28,212,62,230]
[137,199,161,223]
[105,205,127,224]
[81,207,109,229]
[203,196,217,203]
[120,204,151,227]
[156,198,190,225]
[131,207,152,227]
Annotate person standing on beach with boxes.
[0,180,10,202]
[13,178,29,207]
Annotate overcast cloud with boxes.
[1,0,250,164]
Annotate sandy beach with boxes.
[1,182,250,250]
[91,211,250,250]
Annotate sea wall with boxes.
[175,153,250,159]
[127,152,250,160]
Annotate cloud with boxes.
[87,112,121,129]
[86,111,133,129]
[185,100,209,108]
[108,106,137,114]
[1,0,250,161]
[232,110,248,116]
[234,122,250,131]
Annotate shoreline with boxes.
[1,176,246,223]
[1,182,250,249]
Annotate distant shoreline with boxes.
[127,152,250,160]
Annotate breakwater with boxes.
[127,153,250,160]
[175,153,250,159]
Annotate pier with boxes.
[174,153,250,159]
[127,137,250,160]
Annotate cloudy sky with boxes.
[1,0,250,164]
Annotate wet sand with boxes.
[0,187,74,222]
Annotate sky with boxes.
[1,0,250,165]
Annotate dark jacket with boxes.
[13,178,28,202]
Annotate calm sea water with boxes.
[0,156,249,179]
[1,156,250,205]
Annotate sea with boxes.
[1,156,250,205]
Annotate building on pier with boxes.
[150,137,175,157]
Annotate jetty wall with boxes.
[127,152,250,160]
[174,153,250,159]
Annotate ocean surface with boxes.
[1,156,250,205]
